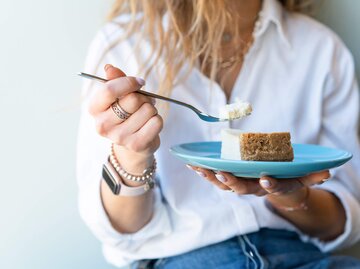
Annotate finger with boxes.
[118,92,153,115]
[298,170,331,186]
[105,65,157,108]
[126,115,164,152]
[215,172,261,194]
[94,111,113,137]
[259,176,302,195]
[108,103,158,145]
[104,64,126,79]
[185,165,210,176]
[94,95,152,134]
[94,92,152,133]
[186,164,197,170]
[194,168,231,191]
[99,106,127,130]
[89,76,145,115]
[254,189,268,197]
[123,102,158,134]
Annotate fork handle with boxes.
[78,72,201,113]
[137,90,200,112]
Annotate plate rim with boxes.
[170,141,353,166]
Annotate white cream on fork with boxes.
[219,98,252,120]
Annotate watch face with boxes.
[103,163,121,195]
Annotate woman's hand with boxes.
[187,165,330,206]
[89,64,163,179]
[89,66,161,233]
[188,166,346,241]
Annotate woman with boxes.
[77,0,360,268]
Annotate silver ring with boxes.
[111,99,131,120]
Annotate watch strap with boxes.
[102,160,154,196]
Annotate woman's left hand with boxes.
[187,165,330,199]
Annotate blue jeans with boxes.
[133,228,360,269]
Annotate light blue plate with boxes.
[170,142,352,178]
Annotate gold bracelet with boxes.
[269,187,310,212]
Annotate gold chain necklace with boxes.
[214,14,261,69]
[217,36,254,69]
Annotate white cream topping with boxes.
[220,129,244,160]
[219,98,252,121]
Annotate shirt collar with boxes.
[254,0,291,48]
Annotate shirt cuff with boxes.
[297,180,360,252]
[78,175,172,250]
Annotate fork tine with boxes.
[198,113,221,122]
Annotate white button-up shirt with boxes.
[77,0,360,267]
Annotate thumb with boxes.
[259,176,298,194]
[259,177,279,194]
[104,64,126,80]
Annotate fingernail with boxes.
[196,171,206,178]
[260,179,271,188]
[104,64,113,71]
[186,164,193,170]
[215,173,227,183]
[151,98,156,105]
[135,77,146,86]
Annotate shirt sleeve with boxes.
[76,28,172,253]
[298,37,360,252]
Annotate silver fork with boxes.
[78,72,226,122]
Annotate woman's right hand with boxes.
[88,64,163,172]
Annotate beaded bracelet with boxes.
[110,143,157,182]
[269,187,310,212]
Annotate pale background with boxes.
[0,1,359,268]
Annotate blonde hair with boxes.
[106,0,313,98]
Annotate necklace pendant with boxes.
[222,33,232,42]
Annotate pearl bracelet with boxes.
[110,143,156,184]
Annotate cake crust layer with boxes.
[240,132,294,161]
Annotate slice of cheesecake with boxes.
[221,129,294,161]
